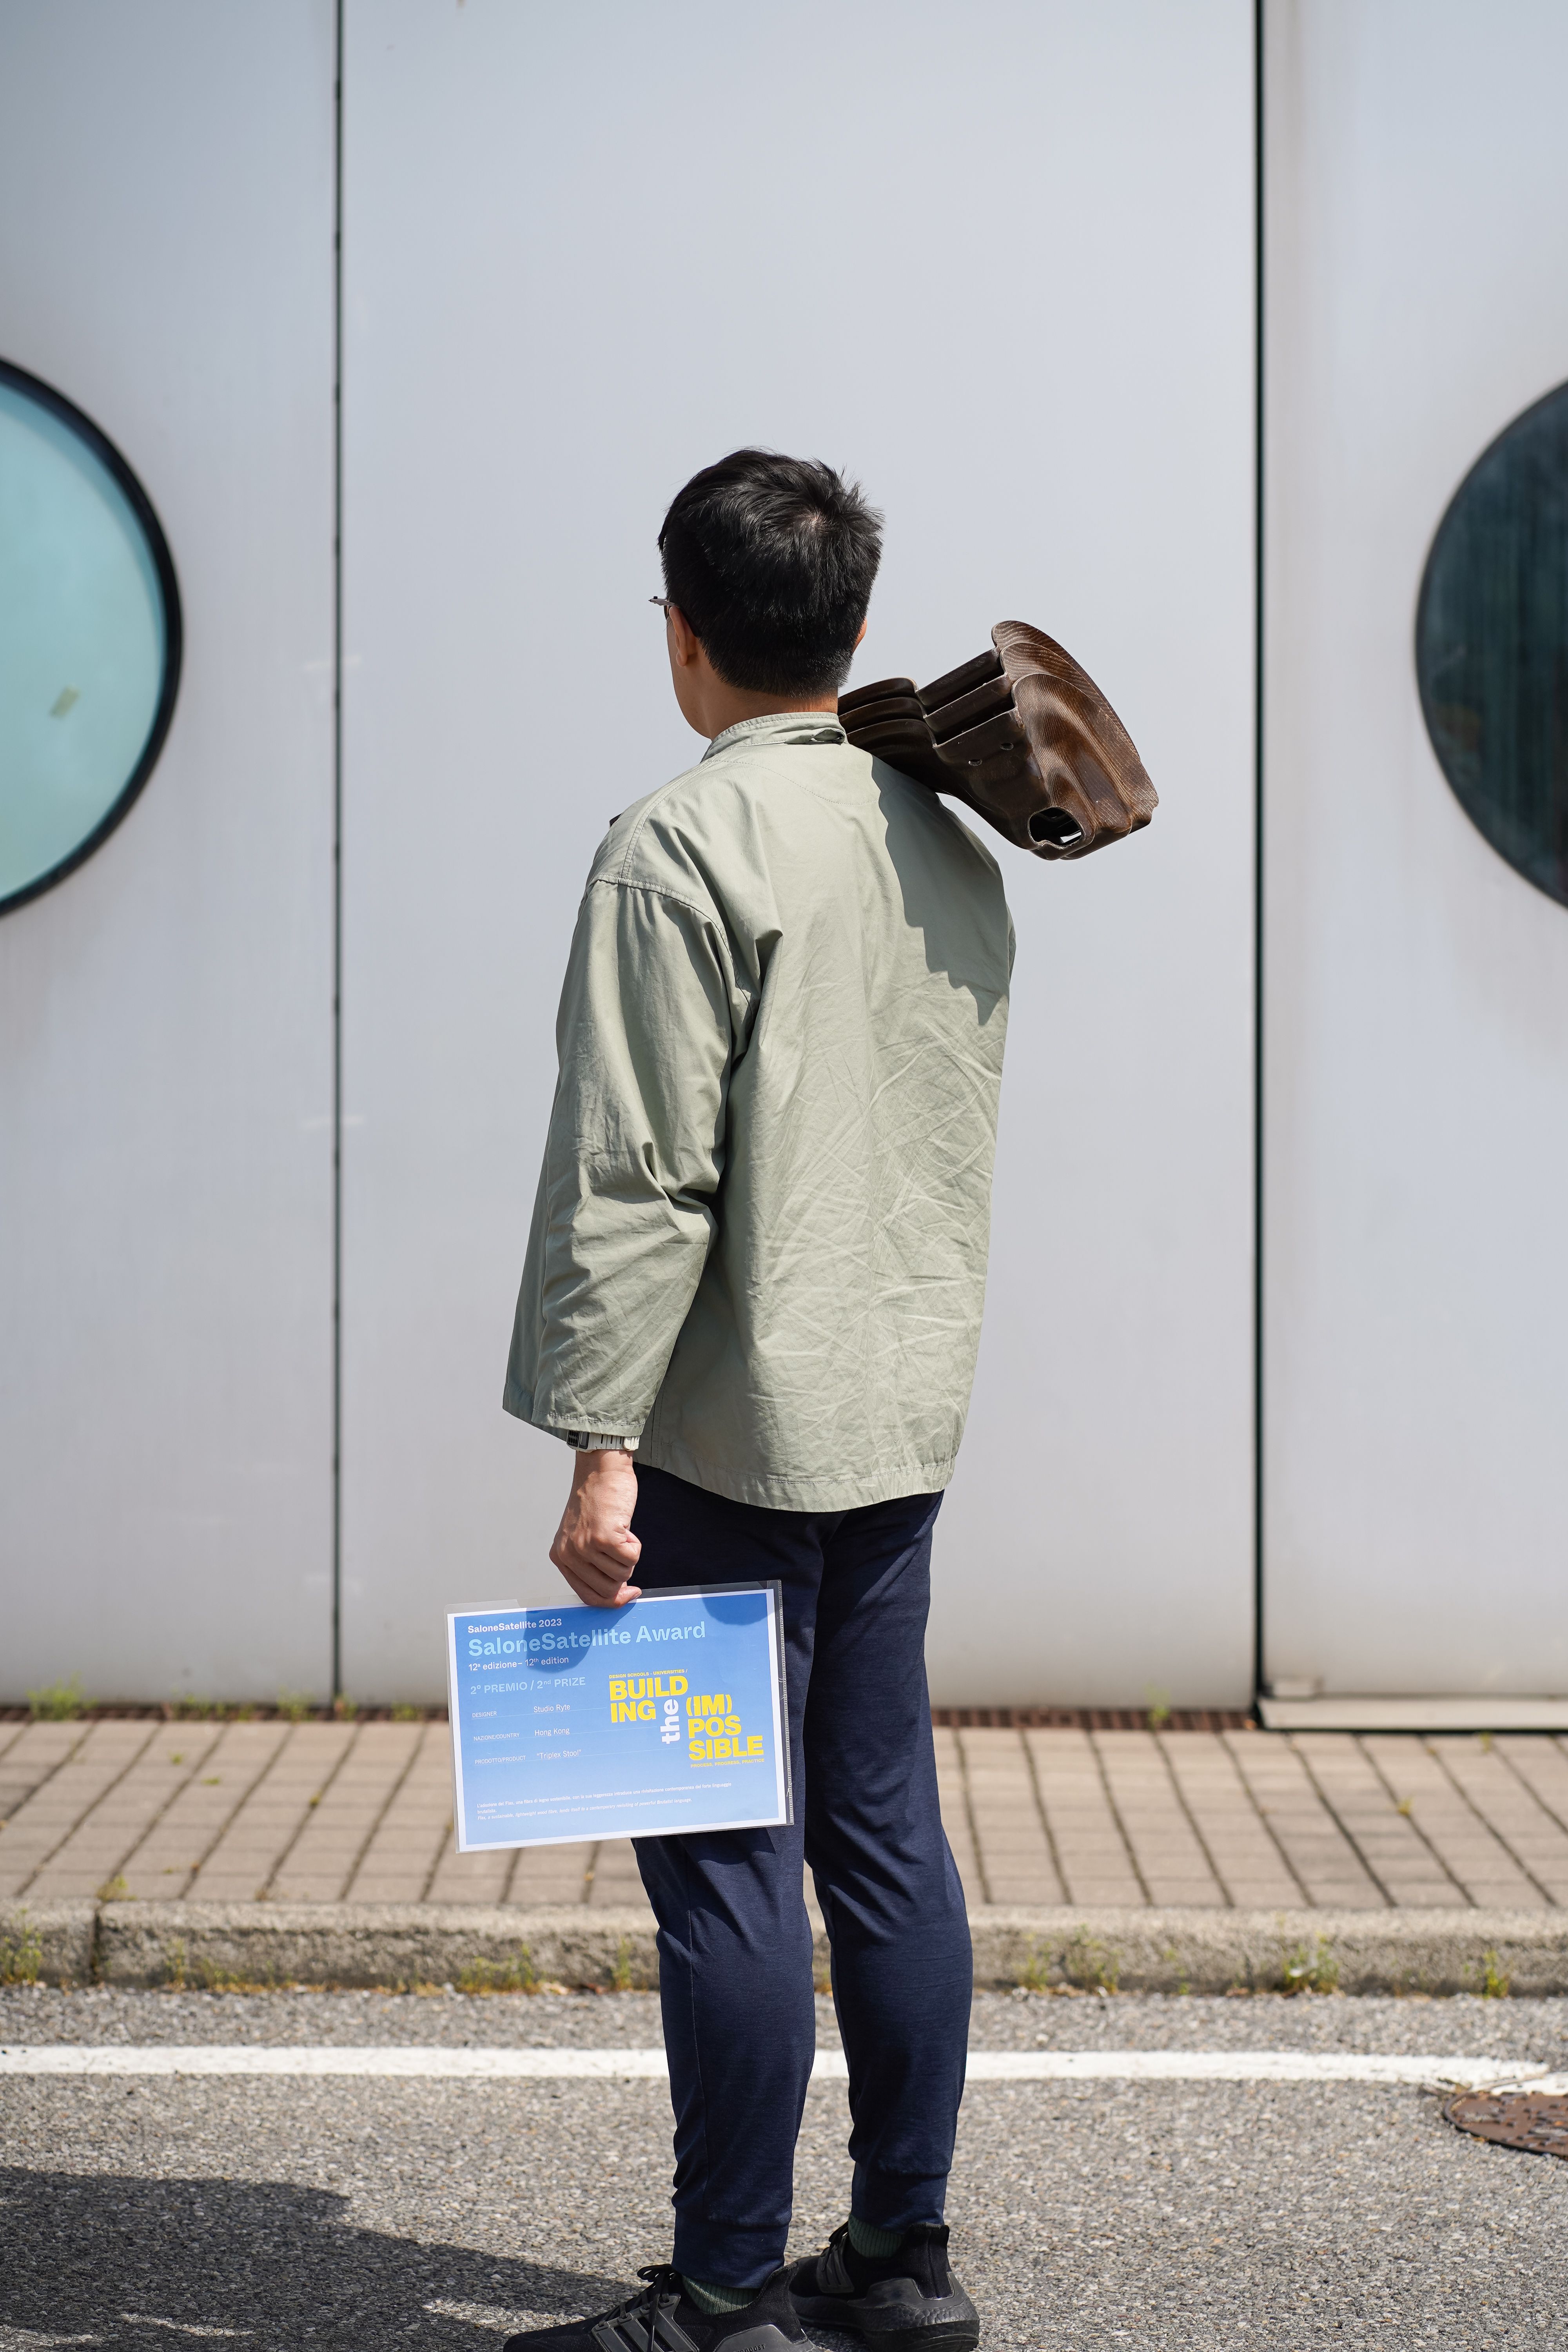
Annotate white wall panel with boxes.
[342,0,1256,1703]
[1263,1,1568,1694]
[0,3,336,1702]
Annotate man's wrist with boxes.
[564,1430,638,1454]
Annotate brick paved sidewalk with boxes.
[5,1718,1568,1919]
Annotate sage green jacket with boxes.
[504,709,1013,1509]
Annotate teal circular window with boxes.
[1417,381,1568,907]
[0,360,181,915]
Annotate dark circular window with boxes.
[1417,381,1568,907]
[0,359,181,916]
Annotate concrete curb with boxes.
[6,1899,1566,1995]
[0,1901,97,1988]
[89,1904,666,1993]
[972,1906,1568,1996]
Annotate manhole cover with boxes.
[1446,2091,1568,2160]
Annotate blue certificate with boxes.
[446,1584,791,1851]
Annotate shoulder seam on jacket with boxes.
[604,763,711,875]
[589,874,718,928]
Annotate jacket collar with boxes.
[703,709,847,760]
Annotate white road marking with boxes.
[0,2045,674,2078]
[2,2044,1564,2089]
[962,2051,1568,2089]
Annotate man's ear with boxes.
[668,605,701,669]
[855,617,868,648]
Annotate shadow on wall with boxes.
[0,2167,628,2349]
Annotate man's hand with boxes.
[549,1450,642,1607]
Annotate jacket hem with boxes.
[633,1434,957,1512]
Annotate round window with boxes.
[1417,380,1568,908]
[0,359,181,915]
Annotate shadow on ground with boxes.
[0,2167,630,2347]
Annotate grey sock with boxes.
[846,2215,906,2259]
[682,2278,755,2316]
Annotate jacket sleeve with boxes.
[503,876,735,1439]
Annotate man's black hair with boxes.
[658,448,882,698]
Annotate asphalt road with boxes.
[4,1989,1567,2350]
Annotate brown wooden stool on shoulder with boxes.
[838,621,1156,860]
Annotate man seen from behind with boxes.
[503,449,1014,2352]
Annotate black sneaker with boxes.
[789,2224,978,2352]
[504,2263,804,2352]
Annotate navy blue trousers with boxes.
[630,1464,972,2289]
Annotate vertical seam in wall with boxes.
[1251,0,1267,1715]
[330,0,345,1702]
